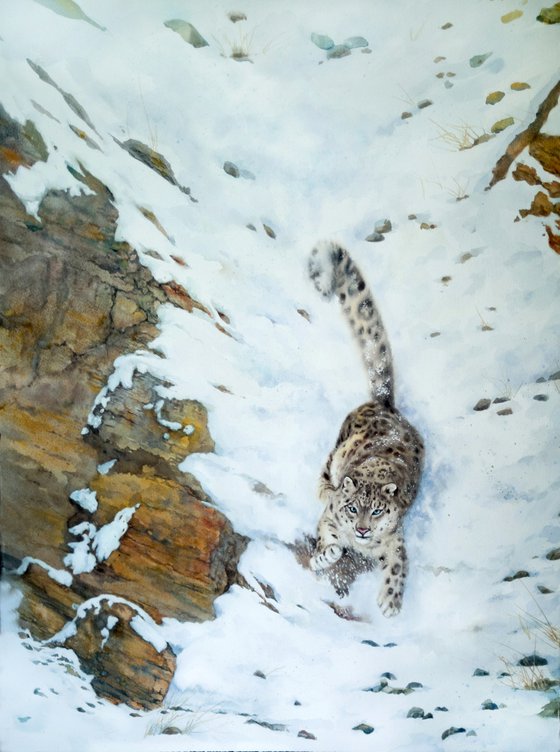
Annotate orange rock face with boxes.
[0,104,247,709]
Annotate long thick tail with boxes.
[309,240,394,407]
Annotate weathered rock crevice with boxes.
[0,104,248,709]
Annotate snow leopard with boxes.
[308,240,424,617]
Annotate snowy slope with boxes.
[1,1,559,750]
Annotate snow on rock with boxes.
[91,505,140,563]
[63,522,97,575]
[68,487,98,513]
[14,557,73,587]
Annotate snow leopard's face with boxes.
[339,476,400,543]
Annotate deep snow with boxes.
[1,1,559,750]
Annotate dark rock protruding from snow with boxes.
[0,108,247,710]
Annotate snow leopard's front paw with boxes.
[310,544,342,572]
[377,588,402,618]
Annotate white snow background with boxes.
[0,0,559,750]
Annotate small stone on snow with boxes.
[310,33,335,50]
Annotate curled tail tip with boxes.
[309,240,346,298]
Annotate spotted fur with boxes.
[308,241,424,617]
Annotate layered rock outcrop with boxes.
[0,104,247,709]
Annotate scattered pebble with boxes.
[223,161,240,178]
[537,584,553,594]
[311,33,335,50]
[365,232,384,242]
[246,223,256,231]
[353,723,374,734]
[441,22,453,29]
[511,81,531,91]
[17,716,31,723]
[435,706,449,712]
[364,681,386,693]
[343,36,369,48]
[486,91,505,105]
[406,682,423,690]
[537,4,560,23]
[361,48,372,54]
[417,99,433,109]
[420,222,437,230]
[254,670,266,679]
[444,80,453,89]
[164,19,208,48]
[401,111,413,119]
[434,55,446,63]
[473,667,490,676]
[501,10,523,23]
[327,44,351,59]
[533,394,549,401]
[76,707,86,713]
[228,12,247,23]
[162,726,182,735]
[518,654,547,667]
[470,52,492,67]
[482,699,499,710]
[263,223,276,238]
[497,408,513,416]
[298,730,317,739]
[407,706,425,719]
[503,570,529,581]
[442,726,466,740]
[375,218,392,234]
[361,639,379,647]
[384,642,397,648]
[491,117,515,134]
[546,547,560,560]
[493,396,510,404]
[246,719,287,732]
[473,398,491,412]
[430,332,441,338]
[539,697,560,717]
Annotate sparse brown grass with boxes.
[431,120,493,151]
[499,594,560,691]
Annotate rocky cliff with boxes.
[0,105,247,710]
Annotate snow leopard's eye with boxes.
[371,508,383,517]
[347,505,358,515]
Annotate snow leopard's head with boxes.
[338,475,400,543]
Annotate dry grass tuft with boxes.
[431,120,493,151]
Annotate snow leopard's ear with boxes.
[381,482,397,497]
[342,476,356,494]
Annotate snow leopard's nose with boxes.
[356,527,370,536]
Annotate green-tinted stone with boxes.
[537,3,560,23]
[310,33,334,50]
[486,91,505,105]
[164,19,208,47]
[491,117,515,133]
